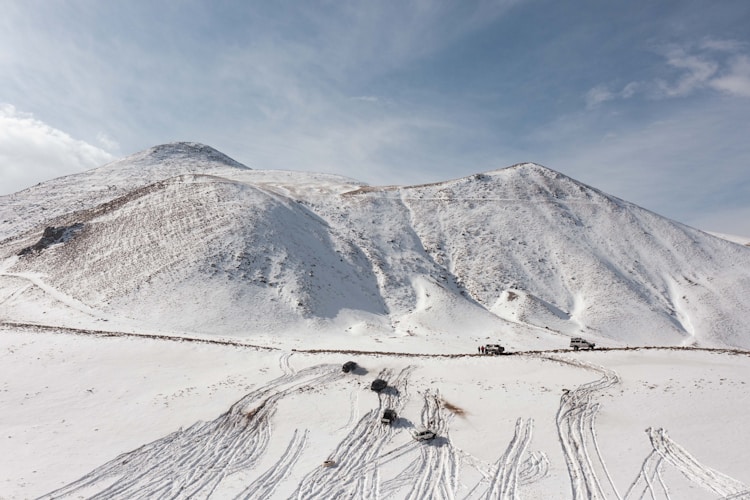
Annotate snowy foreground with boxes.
[2,325,749,499]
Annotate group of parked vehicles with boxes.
[479,337,596,355]
[341,363,437,443]
[326,335,596,466]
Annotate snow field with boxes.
[3,328,749,499]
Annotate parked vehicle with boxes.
[342,361,357,373]
[412,429,437,441]
[322,459,336,468]
[484,344,505,355]
[570,337,595,350]
[371,379,388,392]
[381,409,397,425]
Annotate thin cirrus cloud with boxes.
[587,39,750,105]
[710,55,750,97]
[1,1,750,235]
[0,104,114,195]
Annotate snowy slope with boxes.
[0,142,250,242]
[391,165,750,348]
[2,143,750,499]
[2,144,750,351]
[709,231,750,246]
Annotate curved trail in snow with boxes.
[7,320,750,359]
[39,364,342,499]
[292,367,414,499]
[0,268,112,320]
[537,354,622,500]
[453,418,547,500]
[484,418,535,500]
[234,429,309,500]
[625,427,750,500]
[378,388,460,500]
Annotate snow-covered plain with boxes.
[1,143,750,499]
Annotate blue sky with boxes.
[2,0,750,235]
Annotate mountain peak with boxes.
[130,142,250,170]
[497,162,572,180]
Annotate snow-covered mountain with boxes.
[4,143,750,500]
[2,142,750,350]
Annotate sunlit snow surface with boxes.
[1,143,749,498]
[2,329,749,499]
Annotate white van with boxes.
[412,429,437,441]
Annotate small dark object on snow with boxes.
[381,409,397,424]
[570,338,595,351]
[484,344,504,355]
[413,429,437,441]
[322,459,336,468]
[371,379,387,392]
[342,361,357,373]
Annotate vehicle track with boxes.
[542,354,621,500]
[624,427,750,499]
[0,270,109,320]
[6,320,750,359]
[234,428,309,500]
[292,367,413,499]
[518,450,549,485]
[625,449,669,500]
[483,418,534,500]
[39,364,341,499]
[444,426,549,500]
[379,388,459,500]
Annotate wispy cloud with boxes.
[0,104,114,195]
[1,1,749,235]
[709,54,750,97]
[586,39,750,104]
[0,1,525,187]
[585,82,641,109]
[656,47,720,97]
[530,98,750,235]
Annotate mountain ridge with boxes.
[1,143,749,351]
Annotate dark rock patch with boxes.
[18,223,84,256]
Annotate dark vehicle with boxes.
[342,361,357,373]
[570,338,595,351]
[371,379,388,392]
[381,409,397,425]
[484,344,505,355]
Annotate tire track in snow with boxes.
[292,367,413,499]
[0,280,32,307]
[380,388,459,500]
[448,431,549,500]
[625,450,668,500]
[483,418,534,500]
[625,427,749,499]
[0,270,111,320]
[338,388,360,432]
[539,354,622,500]
[279,350,296,375]
[234,429,309,500]
[7,319,750,358]
[40,364,341,499]
[518,450,550,486]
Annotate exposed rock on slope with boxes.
[0,142,249,241]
